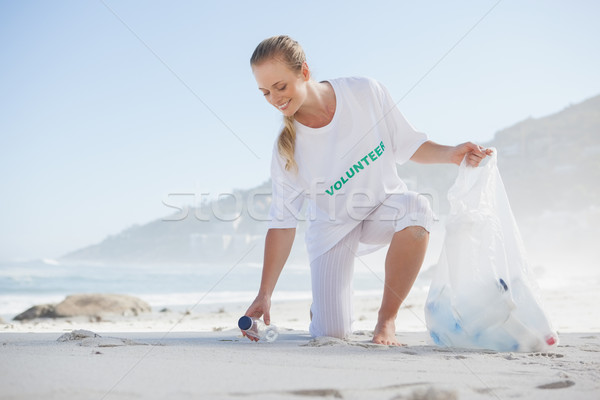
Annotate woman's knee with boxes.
[401,225,429,240]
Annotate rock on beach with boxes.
[13,294,151,321]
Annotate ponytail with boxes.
[278,115,297,172]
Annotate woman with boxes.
[243,35,491,345]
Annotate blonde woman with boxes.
[243,35,491,345]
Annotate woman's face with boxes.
[252,58,309,117]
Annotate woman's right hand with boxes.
[240,228,295,341]
[242,293,272,341]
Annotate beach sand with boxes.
[1,330,598,400]
[1,286,599,400]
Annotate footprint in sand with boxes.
[287,388,343,398]
[580,343,600,352]
[528,352,564,359]
[301,337,391,349]
[57,329,147,347]
[537,380,575,389]
[301,337,348,347]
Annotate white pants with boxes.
[308,191,434,338]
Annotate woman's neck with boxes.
[294,80,336,128]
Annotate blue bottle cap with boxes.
[238,316,253,330]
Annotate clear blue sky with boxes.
[1,0,598,262]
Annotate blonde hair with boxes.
[251,35,306,172]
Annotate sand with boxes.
[1,288,599,400]
[1,328,598,399]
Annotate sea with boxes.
[2,237,595,327]
[0,257,403,322]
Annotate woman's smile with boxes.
[277,99,291,111]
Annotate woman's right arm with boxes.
[242,227,296,340]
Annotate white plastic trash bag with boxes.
[425,148,558,352]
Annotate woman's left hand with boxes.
[450,142,493,167]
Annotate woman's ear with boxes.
[301,61,311,81]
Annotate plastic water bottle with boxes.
[505,278,558,349]
[425,285,464,347]
[238,316,279,342]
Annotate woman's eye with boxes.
[279,85,287,91]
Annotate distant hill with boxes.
[62,179,294,265]
[62,94,600,268]
[397,94,600,216]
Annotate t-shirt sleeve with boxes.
[373,79,428,164]
[267,142,305,229]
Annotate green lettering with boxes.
[324,142,387,195]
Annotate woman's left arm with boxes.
[410,140,493,167]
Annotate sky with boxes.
[1,0,599,262]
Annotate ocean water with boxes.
[0,258,397,321]
[2,246,591,324]
[0,219,451,322]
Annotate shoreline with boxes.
[3,279,599,334]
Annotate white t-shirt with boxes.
[268,76,428,262]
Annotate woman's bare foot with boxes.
[372,318,403,346]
